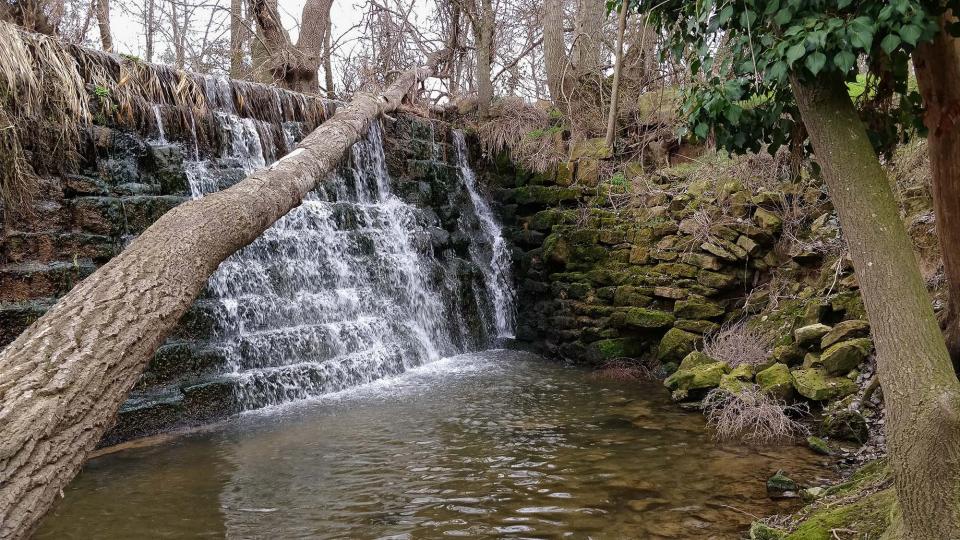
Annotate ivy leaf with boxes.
[899,24,922,46]
[880,34,901,54]
[716,5,734,25]
[725,105,743,126]
[833,50,855,72]
[694,122,709,139]
[786,43,806,66]
[838,0,852,7]
[805,51,827,75]
[769,60,788,81]
[774,8,793,26]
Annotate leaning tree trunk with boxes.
[791,72,960,540]
[914,13,960,369]
[0,62,434,540]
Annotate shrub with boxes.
[702,385,810,446]
[590,358,663,382]
[701,321,772,367]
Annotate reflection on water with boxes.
[37,351,833,539]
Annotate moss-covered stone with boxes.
[696,269,737,289]
[820,320,870,349]
[806,436,832,455]
[820,409,869,443]
[794,323,832,348]
[674,318,720,334]
[756,363,794,400]
[820,338,873,375]
[674,295,725,319]
[657,327,701,362]
[750,522,786,540]
[589,337,646,360]
[678,351,716,370]
[767,470,798,498]
[792,368,858,401]
[623,307,676,329]
[754,207,783,233]
[664,360,729,392]
[720,373,751,394]
[772,343,805,366]
[570,137,613,160]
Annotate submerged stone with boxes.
[767,470,798,499]
[807,436,832,455]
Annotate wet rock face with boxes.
[484,158,788,366]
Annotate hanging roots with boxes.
[0,20,333,217]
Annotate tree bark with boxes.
[914,12,960,369]
[322,16,335,99]
[791,72,960,540]
[0,60,435,540]
[542,0,568,105]
[474,0,494,117]
[571,0,603,77]
[96,0,112,52]
[229,0,245,77]
[249,0,332,93]
[603,0,628,148]
[144,0,155,62]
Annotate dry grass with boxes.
[703,385,810,446]
[701,321,772,368]
[590,358,663,381]
[476,97,567,173]
[889,138,930,194]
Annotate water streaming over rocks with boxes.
[453,130,516,337]
[175,110,515,410]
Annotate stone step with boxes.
[2,231,118,265]
[0,297,57,348]
[0,260,97,302]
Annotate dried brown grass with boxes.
[703,385,810,446]
[702,321,772,368]
[476,97,567,173]
[590,358,663,381]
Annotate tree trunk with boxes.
[323,16,335,99]
[603,0,628,148]
[249,0,331,94]
[0,60,435,540]
[230,0,245,77]
[571,0,603,77]
[144,0,155,62]
[791,72,960,540]
[96,0,112,52]
[542,0,568,105]
[914,13,960,369]
[474,0,494,117]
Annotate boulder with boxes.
[820,338,873,375]
[821,409,869,443]
[792,368,858,401]
[678,351,716,370]
[756,363,794,400]
[623,307,676,329]
[772,343,804,366]
[570,137,613,160]
[589,338,646,360]
[674,319,720,334]
[674,295,725,320]
[820,319,871,349]
[766,470,798,498]
[806,436,832,455]
[754,208,783,233]
[794,323,832,348]
[657,328,701,362]
[729,363,755,380]
[663,360,730,392]
[719,373,751,394]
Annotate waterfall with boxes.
[453,131,516,338]
[172,110,509,410]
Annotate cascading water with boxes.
[174,101,514,410]
[453,130,516,337]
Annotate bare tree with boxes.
[95,0,111,51]
[249,0,333,93]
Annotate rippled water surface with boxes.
[37,351,833,539]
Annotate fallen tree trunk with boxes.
[0,61,434,540]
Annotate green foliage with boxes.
[620,0,956,158]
